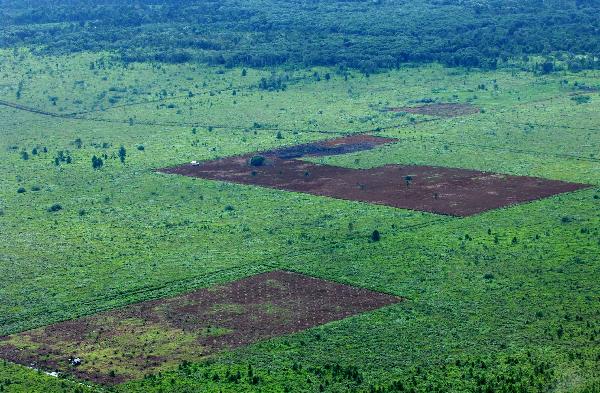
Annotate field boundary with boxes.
[0,215,447,336]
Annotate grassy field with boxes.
[0,48,599,392]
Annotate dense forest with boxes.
[1,0,600,72]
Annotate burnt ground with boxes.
[266,134,397,159]
[388,103,480,117]
[0,271,400,385]
[159,134,589,216]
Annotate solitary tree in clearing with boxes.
[371,230,381,242]
[118,146,126,164]
[92,155,103,169]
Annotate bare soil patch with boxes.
[388,103,480,117]
[159,135,589,216]
[0,271,400,384]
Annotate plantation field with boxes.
[0,48,599,392]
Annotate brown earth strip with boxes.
[0,271,401,385]
[159,134,589,216]
[388,103,480,117]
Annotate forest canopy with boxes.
[1,0,600,71]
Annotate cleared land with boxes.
[0,270,400,385]
[159,135,589,216]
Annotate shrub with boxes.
[92,155,104,169]
[17,187,26,193]
[31,185,41,191]
[249,155,266,166]
[571,95,591,104]
[561,216,574,223]
[118,146,127,164]
[137,145,145,151]
[371,230,381,242]
[48,203,62,212]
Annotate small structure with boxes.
[190,160,200,166]
[69,357,82,366]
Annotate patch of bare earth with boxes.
[158,135,589,216]
[388,103,480,117]
[0,271,401,384]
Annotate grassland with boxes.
[0,48,599,392]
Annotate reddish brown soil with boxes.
[0,271,400,384]
[159,135,589,216]
[388,103,480,117]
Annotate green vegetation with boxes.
[0,9,599,390]
[1,0,600,72]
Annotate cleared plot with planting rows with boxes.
[0,271,400,384]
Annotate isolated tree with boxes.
[92,155,103,169]
[249,155,265,166]
[404,175,413,187]
[118,146,126,164]
[47,203,62,212]
[371,230,381,242]
[20,151,29,160]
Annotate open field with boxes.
[0,48,599,392]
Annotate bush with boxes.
[249,155,266,166]
[92,155,104,169]
[47,203,63,212]
[571,95,591,104]
[137,145,145,151]
[31,185,41,191]
[17,187,26,193]
[371,230,381,242]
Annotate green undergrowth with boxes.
[0,50,599,392]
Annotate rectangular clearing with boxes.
[0,271,400,384]
[159,135,589,216]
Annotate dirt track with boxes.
[388,103,480,117]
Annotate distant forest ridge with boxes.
[1,0,600,71]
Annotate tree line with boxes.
[2,0,600,72]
